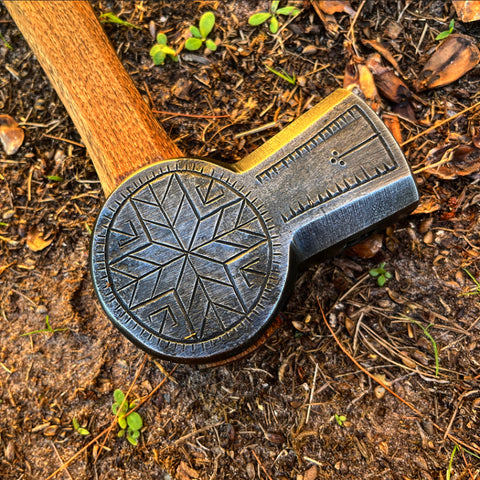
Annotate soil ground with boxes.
[1,1,479,479]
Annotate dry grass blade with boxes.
[318,298,480,456]
[401,100,480,147]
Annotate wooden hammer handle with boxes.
[5,1,183,196]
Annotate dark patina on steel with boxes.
[91,89,418,363]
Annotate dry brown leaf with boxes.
[311,2,340,36]
[423,144,480,179]
[176,461,199,480]
[383,114,403,144]
[411,196,442,215]
[314,0,355,15]
[391,100,416,123]
[344,61,381,112]
[367,54,412,104]
[347,233,383,259]
[362,39,401,72]
[383,21,402,40]
[472,127,480,148]
[0,114,24,155]
[413,34,480,91]
[27,227,54,252]
[453,0,480,22]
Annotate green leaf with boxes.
[127,434,138,446]
[150,45,166,65]
[269,16,279,33]
[129,429,140,439]
[435,30,450,41]
[46,175,63,182]
[118,415,127,430]
[99,12,141,29]
[205,39,217,51]
[185,37,203,51]
[199,12,215,38]
[276,6,300,16]
[156,33,167,45]
[248,12,271,26]
[118,429,125,438]
[271,1,280,13]
[113,389,124,404]
[127,412,143,430]
[369,269,380,277]
[190,26,202,38]
[72,418,80,430]
[0,32,13,50]
[449,18,455,31]
[377,275,386,287]
[77,427,90,436]
[162,45,177,56]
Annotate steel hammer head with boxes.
[91,89,418,363]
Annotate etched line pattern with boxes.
[256,106,361,183]
[106,171,273,343]
[281,159,397,223]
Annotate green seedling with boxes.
[99,12,141,29]
[72,418,90,436]
[0,32,13,50]
[20,315,68,336]
[249,1,300,34]
[185,11,217,52]
[436,19,455,41]
[45,175,63,182]
[334,414,347,427]
[112,389,143,446]
[150,33,178,65]
[369,262,392,287]
[446,444,458,480]
[460,268,480,296]
[264,63,296,85]
[409,318,439,376]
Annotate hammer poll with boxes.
[6,1,418,363]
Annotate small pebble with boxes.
[423,231,433,244]
[36,305,48,315]
[302,45,317,55]
[0,114,24,155]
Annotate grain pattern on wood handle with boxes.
[5,0,184,196]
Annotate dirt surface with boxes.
[1,1,480,479]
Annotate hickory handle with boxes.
[4,0,183,197]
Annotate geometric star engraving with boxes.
[105,170,273,344]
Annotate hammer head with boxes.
[90,90,418,363]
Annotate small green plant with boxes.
[99,12,141,29]
[264,63,296,85]
[369,262,392,287]
[446,444,459,480]
[72,418,90,436]
[45,175,63,182]
[409,318,440,376]
[436,19,455,41]
[150,33,178,65]
[185,12,217,52]
[460,268,480,296]
[112,389,143,446]
[248,1,300,34]
[334,414,347,426]
[0,32,13,50]
[20,315,68,336]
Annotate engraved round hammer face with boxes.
[91,160,287,363]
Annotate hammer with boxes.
[5,1,418,364]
